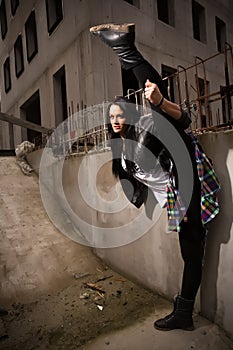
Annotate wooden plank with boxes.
[0,112,52,134]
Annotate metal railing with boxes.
[167,42,233,132]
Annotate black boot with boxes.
[89,23,145,70]
[154,295,194,331]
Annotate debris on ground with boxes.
[83,282,105,294]
[73,272,90,280]
[1,267,159,350]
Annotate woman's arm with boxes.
[144,79,189,122]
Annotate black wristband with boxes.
[155,96,164,107]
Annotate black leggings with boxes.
[130,60,206,301]
[178,170,206,300]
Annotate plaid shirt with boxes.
[167,131,220,232]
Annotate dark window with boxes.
[161,65,177,102]
[10,0,19,16]
[20,90,42,144]
[0,0,7,39]
[192,0,206,42]
[124,0,140,8]
[157,0,174,26]
[25,11,38,62]
[215,17,226,52]
[14,35,24,78]
[53,66,68,125]
[45,0,63,35]
[3,57,11,93]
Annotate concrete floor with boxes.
[83,309,233,350]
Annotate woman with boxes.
[90,23,220,331]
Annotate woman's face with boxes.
[109,104,127,137]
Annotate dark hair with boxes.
[106,96,141,177]
[106,96,140,126]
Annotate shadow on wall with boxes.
[199,132,233,323]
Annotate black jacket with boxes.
[118,108,194,209]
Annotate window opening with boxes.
[14,34,24,77]
[25,10,38,62]
[3,57,11,93]
[0,0,7,39]
[157,0,174,26]
[45,0,63,35]
[53,65,68,126]
[192,0,206,43]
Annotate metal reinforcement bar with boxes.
[0,112,52,134]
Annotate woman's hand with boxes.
[144,79,163,106]
[144,79,185,121]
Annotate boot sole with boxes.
[90,23,135,33]
[154,324,195,331]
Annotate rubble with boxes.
[79,293,90,300]
[0,266,159,349]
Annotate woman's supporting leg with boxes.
[178,172,206,300]
[154,171,207,331]
[179,225,206,300]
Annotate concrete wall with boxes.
[27,128,233,339]
[197,130,233,338]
